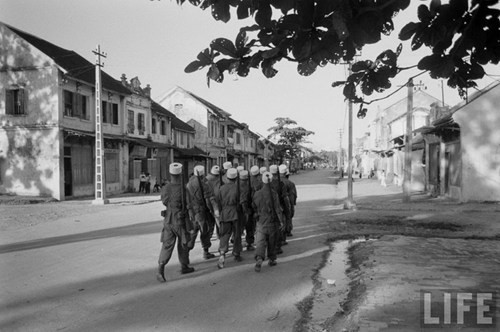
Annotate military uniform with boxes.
[186,166,219,259]
[239,170,255,250]
[217,168,243,268]
[270,165,292,251]
[156,163,195,282]
[284,170,297,235]
[253,172,283,272]
[206,166,222,237]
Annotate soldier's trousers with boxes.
[255,225,278,261]
[188,216,213,250]
[218,219,242,257]
[245,212,255,246]
[158,224,190,266]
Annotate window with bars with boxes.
[128,110,135,133]
[5,88,26,116]
[236,132,241,145]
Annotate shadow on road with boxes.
[0,220,162,254]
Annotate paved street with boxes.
[1,169,500,331]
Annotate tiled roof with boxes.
[5,23,131,95]
[183,90,231,119]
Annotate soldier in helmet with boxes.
[221,161,232,184]
[269,164,292,254]
[250,165,263,193]
[206,165,222,237]
[284,168,297,236]
[156,162,195,283]
[186,165,220,260]
[253,171,284,272]
[216,168,243,268]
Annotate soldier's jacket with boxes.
[282,177,297,205]
[239,178,251,215]
[186,175,215,218]
[250,175,263,194]
[217,181,239,222]
[271,177,291,216]
[252,183,283,227]
[205,173,221,211]
[160,182,193,242]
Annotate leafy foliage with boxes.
[267,117,314,162]
[182,0,500,105]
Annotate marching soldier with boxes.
[239,170,255,251]
[253,171,284,272]
[284,168,297,236]
[221,161,232,184]
[156,162,195,283]
[269,164,292,253]
[250,165,263,193]
[217,168,243,268]
[186,165,220,260]
[206,165,222,237]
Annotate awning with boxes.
[174,146,208,158]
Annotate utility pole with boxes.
[344,62,356,210]
[92,45,109,205]
[403,78,413,203]
[338,129,343,174]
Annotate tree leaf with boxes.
[399,22,419,41]
[256,1,272,27]
[196,48,213,66]
[297,59,317,76]
[210,38,237,57]
[332,81,346,88]
[184,60,205,73]
[212,0,231,23]
[207,63,224,82]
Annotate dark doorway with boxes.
[64,147,72,197]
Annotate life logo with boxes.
[420,289,497,328]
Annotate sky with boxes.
[2,0,499,151]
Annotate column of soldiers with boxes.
[156,161,298,282]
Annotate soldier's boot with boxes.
[181,264,195,274]
[156,264,166,283]
[268,259,277,267]
[234,255,243,262]
[203,248,216,260]
[255,257,263,272]
[217,253,225,269]
[246,244,255,251]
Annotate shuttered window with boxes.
[5,88,26,115]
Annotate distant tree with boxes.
[182,0,500,117]
[267,117,314,163]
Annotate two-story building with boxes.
[157,86,229,170]
[0,22,133,200]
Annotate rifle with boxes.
[195,169,212,232]
[266,174,280,226]
[236,170,244,225]
[180,171,191,247]
[219,165,224,187]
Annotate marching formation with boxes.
[156,161,297,282]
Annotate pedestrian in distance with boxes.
[139,171,146,193]
[156,162,195,283]
[145,172,151,194]
[253,171,284,272]
[186,165,220,260]
[216,168,243,269]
